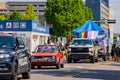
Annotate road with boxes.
[17,60,120,80]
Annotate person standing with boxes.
[111,43,116,60]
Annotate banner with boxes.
[87,31,98,39]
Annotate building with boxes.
[109,7,114,43]
[7,0,46,26]
[0,2,7,15]
[0,20,50,53]
[85,0,109,30]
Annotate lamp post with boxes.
[94,19,116,60]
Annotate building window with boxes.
[39,5,45,7]
[39,10,45,12]
[34,5,37,7]
[34,10,37,12]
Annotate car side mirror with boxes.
[18,45,25,49]
[32,51,35,53]
[14,44,18,51]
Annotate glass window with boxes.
[42,45,57,52]
[72,39,92,45]
[17,37,25,46]
[0,36,14,49]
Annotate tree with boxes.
[113,36,117,43]
[0,13,9,20]
[23,4,38,20]
[9,10,22,20]
[0,15,6,20]
[45,0,93,37]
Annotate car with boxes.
[67,38,99,63]
[0,35,31,80]
[31,45,64,69]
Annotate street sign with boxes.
[107,20,116,24]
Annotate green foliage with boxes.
[0,13,9,20]
[113,36,117,43]
[0,15,6,20]
[45,0,94,37]
[9,10,22,20]
[23,4,38,20]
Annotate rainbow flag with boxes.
[80,31,87,38]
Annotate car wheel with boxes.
[31,65,35,69]
[90,56,95,63]
[56,60,60,69]
[22,71,31,79]
[67,58,72,63]
[73,59,78,63]
[61,62,64,68]
[10,62,18,80]
[95,57,98,62]
[22,63,31,79]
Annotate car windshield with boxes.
[71,39,92,45]
[41,45,57,52]
[0,36,14,49]
[35,46,43,52]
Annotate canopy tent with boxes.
[71,20,106,39]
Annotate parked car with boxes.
[31,45,64,69]
[0,35,31,80]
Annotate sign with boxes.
[32,21,50,34]
[0,20,50,34]
[6,22,12,28]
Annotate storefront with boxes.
[0,20,50,53]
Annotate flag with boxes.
[80,31,87,38]
[108,28,111,45]
[87,31,98,39]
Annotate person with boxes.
[48,39,54,45]
[101,40,107,61]
[111,43,116,60]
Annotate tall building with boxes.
[109,7,114,43]
[85,0,109,30]
[0,2,7,15]
[7,1,46,26]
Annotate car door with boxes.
[16,37,29,73]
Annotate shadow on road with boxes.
[31,67,120,80]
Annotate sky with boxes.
[109,0,120,34]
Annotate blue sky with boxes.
[110,0,120,34]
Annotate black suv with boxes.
[0,35,31,80]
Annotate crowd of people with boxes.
[111,43,120,61]
[46,37,120,62]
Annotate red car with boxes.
[31,45,64,69]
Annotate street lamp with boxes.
[94,19,116,60]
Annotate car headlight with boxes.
[0,54,12,58]
[89,48,94,52]
[52,56,55,59]
[68,48,71,51]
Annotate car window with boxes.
[42,45,57,52]
[0,36,14,49]
[72,39,92,45]
[16,37,25,48]
[35,46,43,52]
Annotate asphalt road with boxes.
[2,60,120,80]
